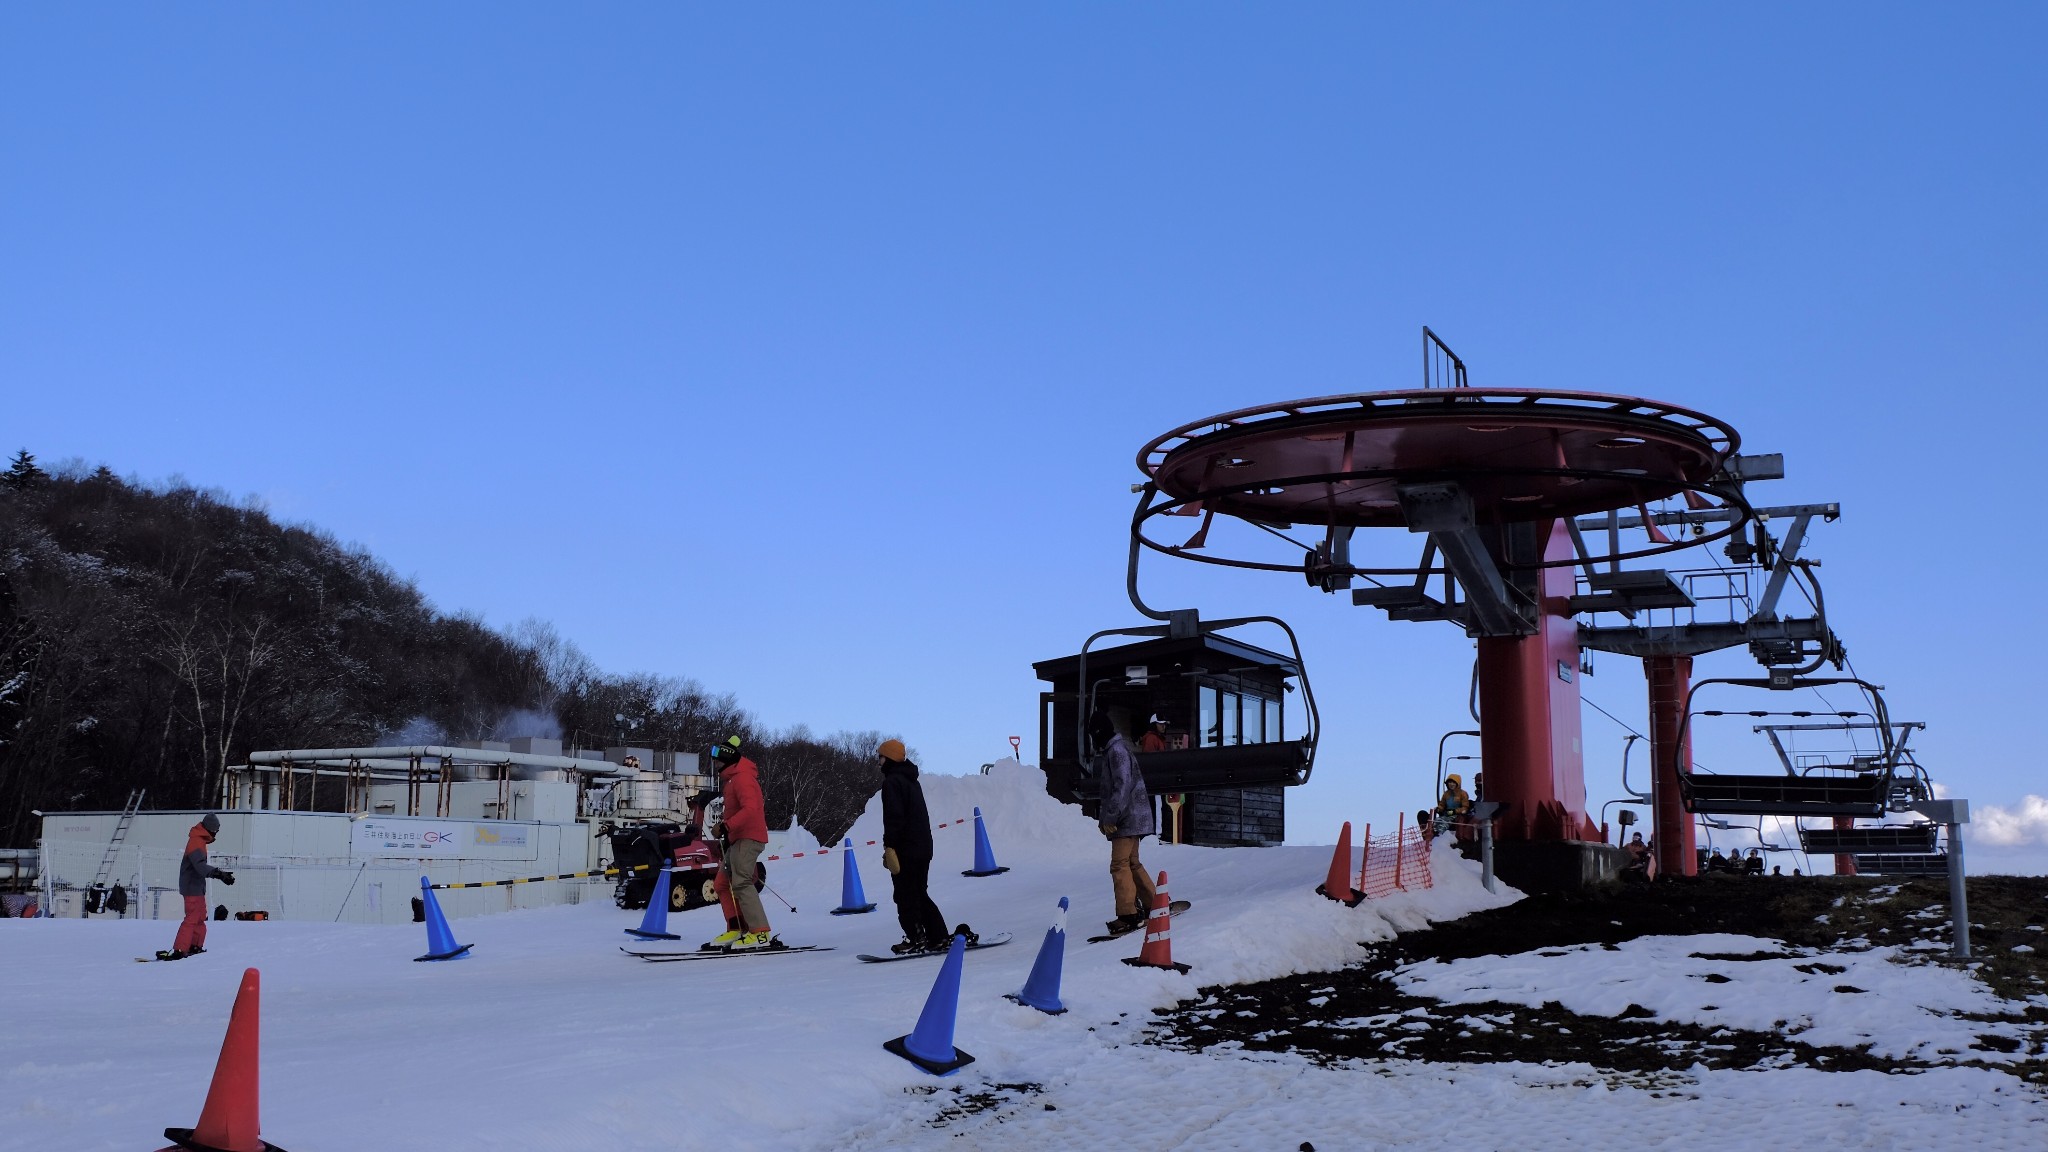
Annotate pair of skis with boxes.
[621,903,1193,962]
[621,942,831,963]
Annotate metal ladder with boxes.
[89,789,146,894]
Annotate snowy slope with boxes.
[4,761,2043,1151]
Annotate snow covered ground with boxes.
[5,761,2044,1150]
[1396,931,2038,1065]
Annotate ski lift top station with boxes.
[1039,330,1969,897]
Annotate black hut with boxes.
[1032,633,1311,847]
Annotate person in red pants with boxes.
[158,814,233,961]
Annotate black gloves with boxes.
[219,871,236,886]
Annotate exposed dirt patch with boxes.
[909,1081,1047,1126]
[1149,874,2048,1084]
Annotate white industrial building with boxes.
[32,739,734,924]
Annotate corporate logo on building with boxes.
[349,818,538,862]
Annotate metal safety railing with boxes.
[1422,326,1469,389]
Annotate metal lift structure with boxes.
[1116,328,1911,889]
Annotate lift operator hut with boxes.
[1034,632,1310,848]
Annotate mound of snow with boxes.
[836,758,1108,857]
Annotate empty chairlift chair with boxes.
[1672,676,1922,823]
[1797,823,1948,875]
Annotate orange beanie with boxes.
[878,739,907,763]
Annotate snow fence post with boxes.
[1355,823,1371,896]
[1393,812,1406,891]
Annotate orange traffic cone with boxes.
[1316,821,1363,906]
[160,968,287,1152]
[1121,871,1191,974]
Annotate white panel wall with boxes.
[38,806,605,924]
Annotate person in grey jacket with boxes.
[1090,710,1157,933]
[160,813,233,960]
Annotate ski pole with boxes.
[762,881,796,913]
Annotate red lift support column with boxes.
[1646,654,1697,877]
[1475,522,1593,842]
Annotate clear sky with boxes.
[5,5,2044,870]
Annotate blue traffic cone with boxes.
[960,807,1010,877]
[625,866,682,940]
[885,932,976,1075]
[830,840,877,915]
[1005,896,1069,1015]
[413,877,472,962]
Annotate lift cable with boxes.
[1581,692,1646,741]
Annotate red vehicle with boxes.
[604,791,763,912]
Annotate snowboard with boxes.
[138,950,203,962]
[621,943,830,963]
[1086,900,1191,943]
[854,932,1012,963]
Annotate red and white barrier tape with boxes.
[758,814,974,862]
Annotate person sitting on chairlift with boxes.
[1621,832,1652,882]
[1438,774,1473,826]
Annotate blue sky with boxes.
[5,5,2044,869]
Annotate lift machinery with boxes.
[1120,329,1848,888]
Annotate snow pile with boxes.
[1396,931,2038,1064]
[838,759,1108,858]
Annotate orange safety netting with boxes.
[1356,819,1433,898]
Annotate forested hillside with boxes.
[0,452,887,846]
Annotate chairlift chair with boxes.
[1034,487,1322,812]
[1672,677,1907,819]
[1057,618,1321,795]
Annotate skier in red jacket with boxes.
[703,736,776,951]
[158,814,234,961]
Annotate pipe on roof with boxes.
[246,746,637,777]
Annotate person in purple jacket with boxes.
[1090,710,1157,935]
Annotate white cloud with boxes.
[1975,795,2048,847]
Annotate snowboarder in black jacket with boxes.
[878,739,953,954]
